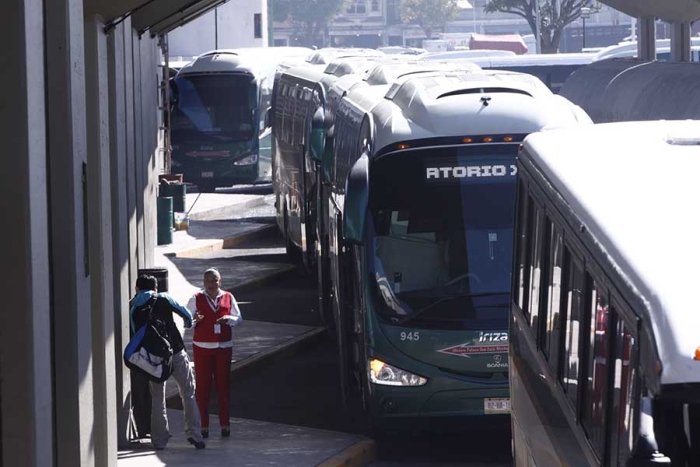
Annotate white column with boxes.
[0,0,53,465]
[671,21,691,62]
[85,14,118,467]
[45,0,95,463]
[107,21,134,447]
[637,17,656,61]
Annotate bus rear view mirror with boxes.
[628,397,671,466]
[310,107,325,163]
[343,154,369,245]
[322,126,335,185]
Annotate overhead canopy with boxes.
[599,0,700,22]
[83,0,230,37]
[132,0,229,36]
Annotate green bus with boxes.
[326,70,590,434]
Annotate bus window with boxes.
[513,180,529,312]
[609,310,638,466]
[561,250,584,412]
[582,278,610,459]
[543,220,564,372]
[527,199,545,330]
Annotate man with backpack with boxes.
[130,274,206,450]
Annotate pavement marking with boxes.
[317,438,376,467]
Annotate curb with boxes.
[164,224,277,258]
[187,196,266,221]
[316,439,376,467]
[229,326,327,379]
[226,263,297,294]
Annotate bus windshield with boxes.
[368,145,517,330]
[171,73,256,143]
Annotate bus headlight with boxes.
[369,358,428,387]
[233,153,258,165]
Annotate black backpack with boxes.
[124,296,174,383]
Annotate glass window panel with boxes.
[528,203,544,330]
[544,222,564,373]
[561,251,583,411]
[582,279,610,459]
[615,318,637,466]
[513,181,528,311]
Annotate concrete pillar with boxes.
[108,22,134,447]
[124,19,140,286]
[45,0,95,464]
[139,37,158,268]
[85,15,118,467]
[671,21,692,62]
[0,0,54,465]
[637,17,656,61]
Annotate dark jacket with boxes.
[130,290,193,354]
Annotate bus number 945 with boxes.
[400,331,420,342]
[479,332,508,342]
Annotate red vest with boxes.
[193,292,233,343]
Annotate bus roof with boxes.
[305,47,385,65]
[521,120,700,386]
[593,37,700,61]
[177,47,312,77]
[421,49,516,60]
[364,60,481,85]
[343,69,590,154]
[433,53,594,68]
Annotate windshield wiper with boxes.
[397,292,508,325]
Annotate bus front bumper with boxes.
[368,383,510,434]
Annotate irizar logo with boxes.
[426,164,517,180]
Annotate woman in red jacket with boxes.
[188,268,242,438]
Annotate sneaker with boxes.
[221,427,230,437]
[201,428,209,439]
[187,437,206,449]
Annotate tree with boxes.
[484,0,598,53]
[401,0,460,40]
[272,0,346,47]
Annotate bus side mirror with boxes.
[310,107,325,163]
[628,397,671,466]
[322,125,335,185]
[264,107,272,129]
[342,154,369,245]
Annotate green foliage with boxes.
[401,0,460,39]
[484,0,598,53]
[273,0,346,46]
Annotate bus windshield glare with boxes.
[171,73,256,143]
[368,145,517,330]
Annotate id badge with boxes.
[214,324,221,334]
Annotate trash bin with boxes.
[157,196,173,245]
[137,267,169,292]
[159,182,186,213]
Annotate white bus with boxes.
[423,53,594,94]
[510,120,700,466]
[271,51,386,270]
[170,47,311,191]
[593,38,700,62]
[326,69,591,433]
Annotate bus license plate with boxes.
[484,398,510,414]
[201,171,214,178]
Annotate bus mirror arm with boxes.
[342,154,369,245]
[264,107,272,129]
[628,397,671,466]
